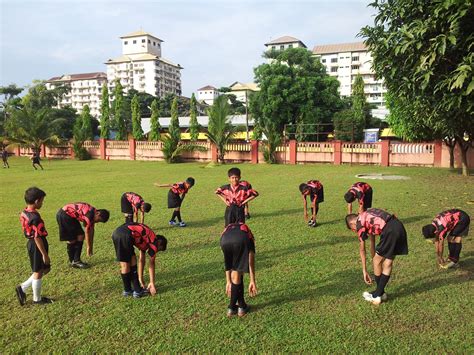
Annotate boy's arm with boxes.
[154,183,172,188]
[85,227,94,256]
[180,193,186,202]
[369,235,376,258]
[225,270,232,296]
[241,195,257,206]
[217,194,230,206]
[311,198,317,220]
[347,203,353,215]
[434,238,445,264]
[139,250,146,287]
[140,210,145,224]
[147,255,157,295]
[34,237,50,267]
[359,239,372,285]
[248,251,257,297]
[358,202,364,214]
[302,195,308,221]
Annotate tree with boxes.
[81,105,94,141]
[100,84,110,138]
[113,80,126,140]
[206,95,241,162]
[351,74,367,140]
[360,0,474,175]
[189,93,200,141]
[72,105,93,160]
[0,84,23,142]
[149,99,161,141]
[131,94,144,140]
[0,84,23,102]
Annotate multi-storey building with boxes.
[197,85,220,105]
[45,72,107,118]
[264,35,307,51]
[312,42,387,116]
[105,30,182,98]
[229,82,260,104]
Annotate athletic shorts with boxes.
[112,225,136,262]
[225,204,245,227]
[310,186,324,204]
[57,209,84,241]
[376,218,408,259]
[362,188,373,210]
[121,194,134,214]
[449,213,470,238]
[168,190,182,209]
[27,236,50,272]
[220,228,255,273]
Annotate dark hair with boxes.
[186,177,195,187]
[344,191,356,203]
[24,187,46,204]
[156,235,168,251]
[345,214,358,229]
[227,167,241,177]
[97,209,110,222]
[422,224,436,238]
[299,183,309,193]
[143,203,152,213]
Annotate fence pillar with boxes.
[433,140,443,167]
[333,140,342,165]
[70,143,75,159]
[380,140,390,167]
[129,138,136,160]
[41,144,46,158]
[250,140,259,164]
[211,143,218,163]
[289,140,297,165]
[100,138,107,160]
[16,146,21,156]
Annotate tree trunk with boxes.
[455,136,472,176]
[443,137,456,169]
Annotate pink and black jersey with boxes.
[221,222,255,243]
[62,203,96,231]
[124,192,144,213]
[126,223,159,257]
[348,182,371,204]
[431,209,469,240]
[20,208,48,239]
[303,180,324,203]
[216,183,258,206]
[356,208,393,241]
[240,180,253,189]
[171,182,189,195]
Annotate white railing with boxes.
[297,142,334,153]
[342,143,379,153]
[391,143,434,154]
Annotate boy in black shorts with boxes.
[345,208,408,305]
[155,177,195,227]
[344,182,373,214]
[299,180,324,227]
[120,192,152,224]
[220,222,257,317]
[56,202,110,268]
[422,209,470,269]
[2,147,9,168]
[216,168,259,226]
[31,150,43,170]
[112,223,167,297]
[16,187,52,305]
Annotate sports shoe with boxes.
[33,297,54,305]
[178,221,187,227]
[169,220,176,226]
[440,261,459,269]
[70,260,89,269]
[133,290,148,298]
[15,285,26,306]
[381,293,388,302]
[122,290,133,297]
[238,304,250,317]
[227,307,238,318]
[245,214,251,219]
[362,292,382,305]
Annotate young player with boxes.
[220,222,257,317]
[344,182,373,214]
[112,223,167,297]
[154,177,195,227]
[216,168,259,227]
[2,147,9,168]
[240,180,254,219]
[120,192,152,224]
[31,150,43,170]
[56,202,110,268]
[299,180,324,227]
[345,208,408,305]
[16,187,53,305]
[422,209,470,269]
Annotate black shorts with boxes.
[168,191,182,209]
[112,225,136,262]
[376,218,408,259]
[450,213,470,238]
[310,187,324,204]
[362,188,373,210]
[27,236,49,272]
[32,158,40,164]
[121,194,134,214]
[220,229,255,273]
[225,204,245,226]
[57,209,84,241]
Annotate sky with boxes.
[0,0,375,97]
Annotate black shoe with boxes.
[33,297,53,305]
[238,304,250,317]
[15,285,26,306]
[70,260,89,269]
[245,214,251,219]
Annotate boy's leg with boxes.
[124,214,133,224]
[31,271,44,302]
[67,242,75,263]
[447,236,462,263]
[170,209,178,222]
[229,271,242,311]
[175,208,182,223]
[120,262,133,295]
[129,256,142,292]
[73,235,85,263]
[21,274,35,292]
[372,256,393,298]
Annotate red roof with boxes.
[197,85,217,91]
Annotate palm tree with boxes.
[206,95,241,162]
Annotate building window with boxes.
[153,41,156,46]
[331,58,338,63]
[352,56,359,61]
[280,45,284,50]
[351,65,360,70]
[133,40,137,44]
[331,67,338,73]
[272,46,276,50]
[289,44,293,48]
[124,41,128,45]
[148,39,151,43]
[321,58,326,63]
[142,39,146,43]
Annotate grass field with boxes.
[1,157,473,353]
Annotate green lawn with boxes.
[1,157,473,352]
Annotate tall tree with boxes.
[131,94,144,140]
[0,84,23,102]
[149,99,161,141]
[80,105,94,141]
[360,0,474,175]
[189,93,200,141]
[113,80,126,140]
[100,84,110,138]
[0,84,23,141]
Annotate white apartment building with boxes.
[197,85,220,105]
[312,42,387,116]
[45,72,107,118]
[264,35,307,51]
[106,30,182,98]
[229,82,260,104]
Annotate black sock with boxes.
[130,265,141,292]
[170,211,177,222]
[229,282,239,309]
[374,274,381,286]
[125,215,133,224]
[67,243,75,263]
[237,279,247,308]
[176,211,182,223]
[448,242,455,260]
[121,272,132,292]
[372,274,390,297]
[450,243,462,262]
[73,241,83,262]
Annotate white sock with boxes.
[21,274,35,292]
[32,278,43,302]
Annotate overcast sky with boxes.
[0,0,375,97]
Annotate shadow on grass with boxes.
[400,215,431,224]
